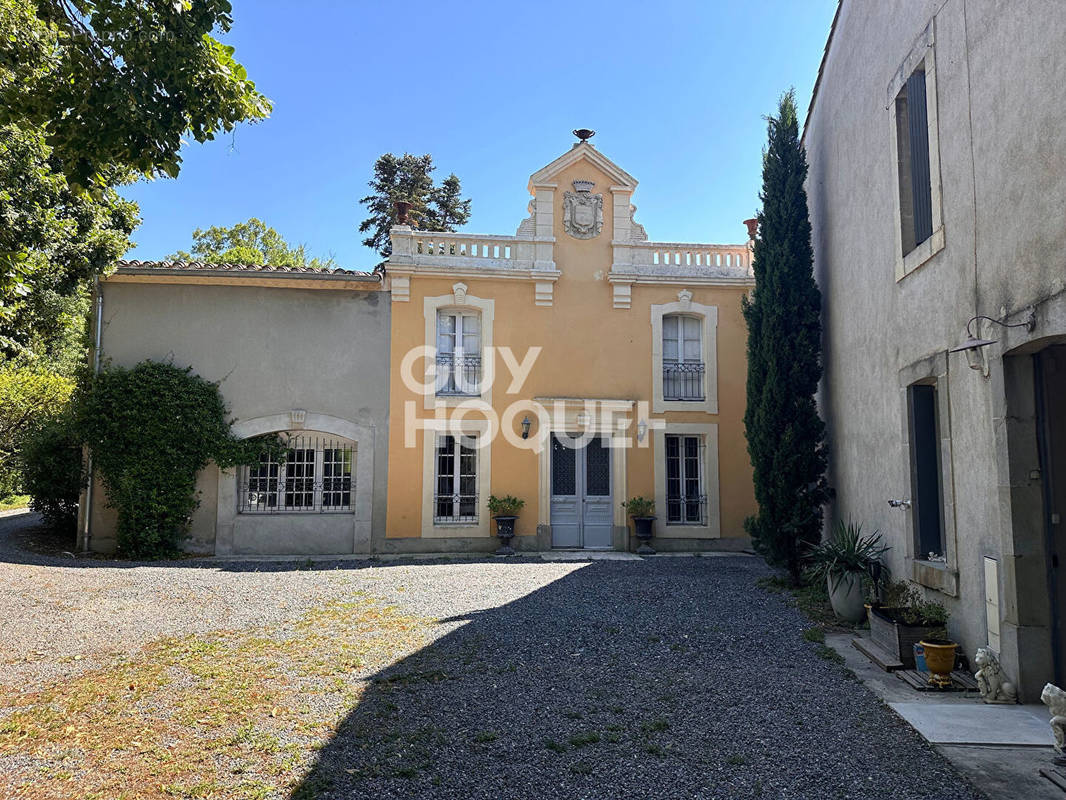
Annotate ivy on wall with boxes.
[76,361,279,558]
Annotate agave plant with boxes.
[807,521,890,592]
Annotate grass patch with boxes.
[815,644,846,664]
[473,730,498,743]
[726,753,748,766]
[568,731,601,748]
[0,594,432,799]
[641,717,669,733]
[570,761,593,775]
[802,626,826,643]
[544,738,566,753]
[644,742,666,757]
[0,494,29,512]
[757,575,860,629]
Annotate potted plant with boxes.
[807,521,889,623]
[623,496,657,555]
[487,494,524,556]
[868,579,951,670]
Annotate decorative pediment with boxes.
[527,142,638,192]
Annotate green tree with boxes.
[0,364,75,498]
[0,0,269,359]
[170,218,335,268]
[742,90,831,586]
[359,153,471,257]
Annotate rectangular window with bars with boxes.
[436,311,481,396]
[665,434,707,525]
[662,314,705,401]
[238,434,354,513]
[434,433,478,523]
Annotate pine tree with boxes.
[427,173,472,232]
[742,90,831,586]
[358,154,471,258]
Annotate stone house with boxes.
[81,138,758,557]
[805,0,1066,699]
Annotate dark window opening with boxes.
[909,383,944,558]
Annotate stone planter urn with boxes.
[633,516,656,555]
[493,515,517,556]
[827,573,866,623]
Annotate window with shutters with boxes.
[436,311,481,396]
[662,315,704,401]
[895,67,933,256]
[888,24,944,280]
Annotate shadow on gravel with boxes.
[287,558,981,800]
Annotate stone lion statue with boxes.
[1042,683,1066,755]
[974,647,1017,704]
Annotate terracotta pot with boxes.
[920,639,958,688]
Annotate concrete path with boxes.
[828,632,1063,800]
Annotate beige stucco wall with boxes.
[86,279,390,555]
[385,154,755,551]
[806,0,1066,698]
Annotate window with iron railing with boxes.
[434,433,478,523]
[436,311,481,395]
[238,433,354,513]
[665,434,706,525]
[663,314,704,401]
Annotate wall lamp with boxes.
[521,415,532,439]
[950,308,1036,373]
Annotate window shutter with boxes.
[906,70,933,245]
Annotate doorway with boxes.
[550,434,613,549]
[1037,345,1066,684]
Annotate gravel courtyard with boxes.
[0,514,980,800]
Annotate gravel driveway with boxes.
[0,514,980,800]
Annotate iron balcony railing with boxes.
[436,353,482,396]
[666,494,707,526]
[663,360,706,401]
[433,493,478,524]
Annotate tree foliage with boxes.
[169,217,335,268]
[0,364,75,497]
[0,0,268,359]
[359,153,471,257]
[20,410,82,531]
[76,361,280,558]
[742,90,831,586]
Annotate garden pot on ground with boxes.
[827,573,866,623]
[919,639,958,688]
[493,515,517,556]
[632,516,656,555]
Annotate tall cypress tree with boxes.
[742,90,830,586]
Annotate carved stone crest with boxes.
[563,180,603,240]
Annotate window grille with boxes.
[436,312,481,395]
[434,433,478,523]
[665,434,707,525]
[238,434,354,513]
[663,315,704,401]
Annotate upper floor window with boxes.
[436,311,481,396]
[895,66,933,255]
[238,433,354,514]
[662,314,704,401]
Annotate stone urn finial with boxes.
[744,217,759,240]
[394,199,413,225]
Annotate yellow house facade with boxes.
[383,139,756,553]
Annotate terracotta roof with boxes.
[115,260,380,280]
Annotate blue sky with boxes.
[121,0,838,269]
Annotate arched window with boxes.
[662,314,704,401]
[436,310,481,396]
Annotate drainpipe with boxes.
[81,278,103,554]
